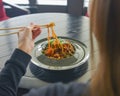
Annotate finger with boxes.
[32,30,40,39]
[25,26,33,40]
[17,27,25,38]
[30,22,34,26]
[32,27,41,39]
[30,22,35,29]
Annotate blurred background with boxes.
[2,0,89,17]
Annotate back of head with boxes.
[89,0,120,96]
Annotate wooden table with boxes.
[0,13,92,89]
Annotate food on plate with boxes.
[42,22,75,59]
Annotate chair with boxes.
[3,1,30,18]
[0,0,30,21]
[82,7,89,17]
[0,0,9,21]
[67,0,84,16]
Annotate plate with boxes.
[31,36,89,70]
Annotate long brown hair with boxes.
[90,0,120,96]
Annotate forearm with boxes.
[0,49,31,96]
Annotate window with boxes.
[37,0,67,6]
[3,0,90,15]
[3,0,29,4]
[3,0,89,7]
[84,0,89,7]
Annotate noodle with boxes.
[42,22,75,59]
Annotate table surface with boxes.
[0,13,96,89]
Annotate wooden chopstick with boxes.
[0,25,45,36]
[0,27,24,30]
[0,31,19,36]
[0,25,48,31]
[0,22,55,36]
[0,25,47,36]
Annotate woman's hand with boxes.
[17,24,41,55]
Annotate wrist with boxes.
[18,46,31,55]
[18,42,34,55]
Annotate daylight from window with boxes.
[3,0,89,7]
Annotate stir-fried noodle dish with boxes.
[42,22,75,60]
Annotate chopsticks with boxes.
[0,22,55,36]
[0,25,48,30]
[0,31,20,36]
[0,27,24,30]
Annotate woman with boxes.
[90,0,120,96]
[0,0,120,96]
